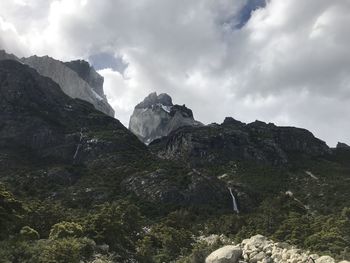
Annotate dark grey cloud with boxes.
[89,52,128,73]
[0,0,349,146]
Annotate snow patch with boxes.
[91,89,104,101]
[305,171,319,180]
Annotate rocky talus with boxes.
[205,235,349,263]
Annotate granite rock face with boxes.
[129,92,202,144]
[21,55,114,117]
[150,117,331,166]
[0,50,114,117]
[64,60,105,99]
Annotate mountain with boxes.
[150,116,331,167]
[0,50,114,117]
[0,60,349,262]
[0,59,228,208]
[129,92,202,144]
[0,59,142,163]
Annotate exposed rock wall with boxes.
[22,55,114,117]
[129,92,202,144]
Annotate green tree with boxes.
[0,184,24,239]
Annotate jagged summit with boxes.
[0,50,20,61]
[129,92,202,144]
[135,92,173,109]
[150,115,331,166]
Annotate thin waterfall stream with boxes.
[228,187,239,213]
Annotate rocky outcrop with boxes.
[121,168,231,207]
[0,50,20,61]
[21,55,114,117]
[150,117,331,167]
[205,235,347,263]
[336,142,350,149]
[0,59,144,163]
[129,92,202,144]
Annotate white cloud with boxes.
[0,0,349,146]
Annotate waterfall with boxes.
[73,129,84,160]
[228,187,239,214]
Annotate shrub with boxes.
[20,226,40,241]
[49,221,83,239]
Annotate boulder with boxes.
[206,245,242,263]
[315,256,335,263]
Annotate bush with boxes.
[20,226,40,241]
[49,221,83,239]
[137,224,193,262]
[83,200,144,259]
[35,237,96,263]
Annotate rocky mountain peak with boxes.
[129,92,202,144]
[336,142,350,149]
[135,92,173,109]
[21,55,115,117]
[0,50,114,117]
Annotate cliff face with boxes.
[64,59,105,99]
[0,50,115,117]
[129,92,202,144]
[21,56,115,117]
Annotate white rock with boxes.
[315,256,335,263]
[206,245,243,263]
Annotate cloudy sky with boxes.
[1,0,349,146]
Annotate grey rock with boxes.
[0,50,114,117]
[315,256,335,263]
[206,245,242,263]
[129,92,202,144]
[64,60,106,99]
[21,55,114,117]
[0,50,20,61]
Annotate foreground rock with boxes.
[205,235,347,263]
[129,92,202,144]
[206,245,242,263]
